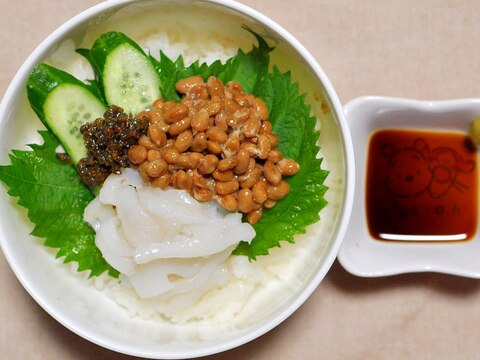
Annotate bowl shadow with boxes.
[27,296,145,360]
[327,260,480,297]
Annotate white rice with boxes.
[141,32,237,65]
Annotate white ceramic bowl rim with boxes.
[0,0,355,358]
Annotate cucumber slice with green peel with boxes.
[27,63,107,165]
[43,84,106,164]
[88,31,161,115]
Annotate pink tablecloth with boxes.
[2,1,480,359]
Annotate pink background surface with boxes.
[2,1,480,359]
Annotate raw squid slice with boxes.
[127,246,233,299]
[84,169,256,303]
[134,215,255,262]
[138,187,210,225]
[98,216,134,257]
[83,197,116,231]
[95,232,136,275]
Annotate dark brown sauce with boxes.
[366,129,478,242]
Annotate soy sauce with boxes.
[366,129,478,242]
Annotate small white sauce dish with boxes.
[338,96,480,278]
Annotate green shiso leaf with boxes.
[150,25,273,100]
[150,52,227,102]
[151,53,190,102]
[75,48,107,103]
[0,131,119,278]
[233,67,329,259]
[217,26,274,93]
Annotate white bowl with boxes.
[339,96,480,278]
[0,0,354,358]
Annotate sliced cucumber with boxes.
[27,63,107,165]
[43,84,106,164]
[89,32,161,115]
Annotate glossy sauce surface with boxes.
[366,129,478,242]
